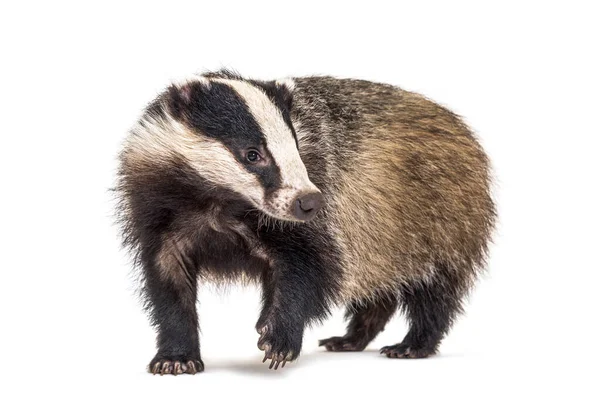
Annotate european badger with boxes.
[116,70,495,374]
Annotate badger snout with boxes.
[292,192,324,221]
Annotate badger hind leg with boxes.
[380,265,470,359]
[319,296,398,352]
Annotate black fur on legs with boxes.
[256,223,342,370]
[381,264,470,359]
[118,157,208,375]
[142,249,204,375]
[319,296,398,351]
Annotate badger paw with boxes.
[257,324,301,370]
[319,336,367,352]
[149,356,204,375]
[379,343,436,359]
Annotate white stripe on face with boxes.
[125,110,265,206]
[213,79,319,194]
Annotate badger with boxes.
[116,70,495,374]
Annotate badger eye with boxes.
[246,149,261,163]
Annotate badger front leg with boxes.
[142,237,203,375]
[256,255,333,370]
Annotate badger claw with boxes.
[257,323,299,370]
[262,351,291,370]
[319,336,367,352]
[380,343,436,359]
[148,358,204,375]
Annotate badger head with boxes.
[127,72,322,222]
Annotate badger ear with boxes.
[275,78,296,110]
[253,80,295,116]
[166,79,210,120]
[277,82,294,115]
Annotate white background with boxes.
[1,1,598,416]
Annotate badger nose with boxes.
[293,192,324,221]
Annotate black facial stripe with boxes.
[166,80,282,192]
[250,80,298,149]
[169,81,263,145]
[199,69,298,146]
[245,151,280,190]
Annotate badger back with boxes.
[289,77,496,300]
